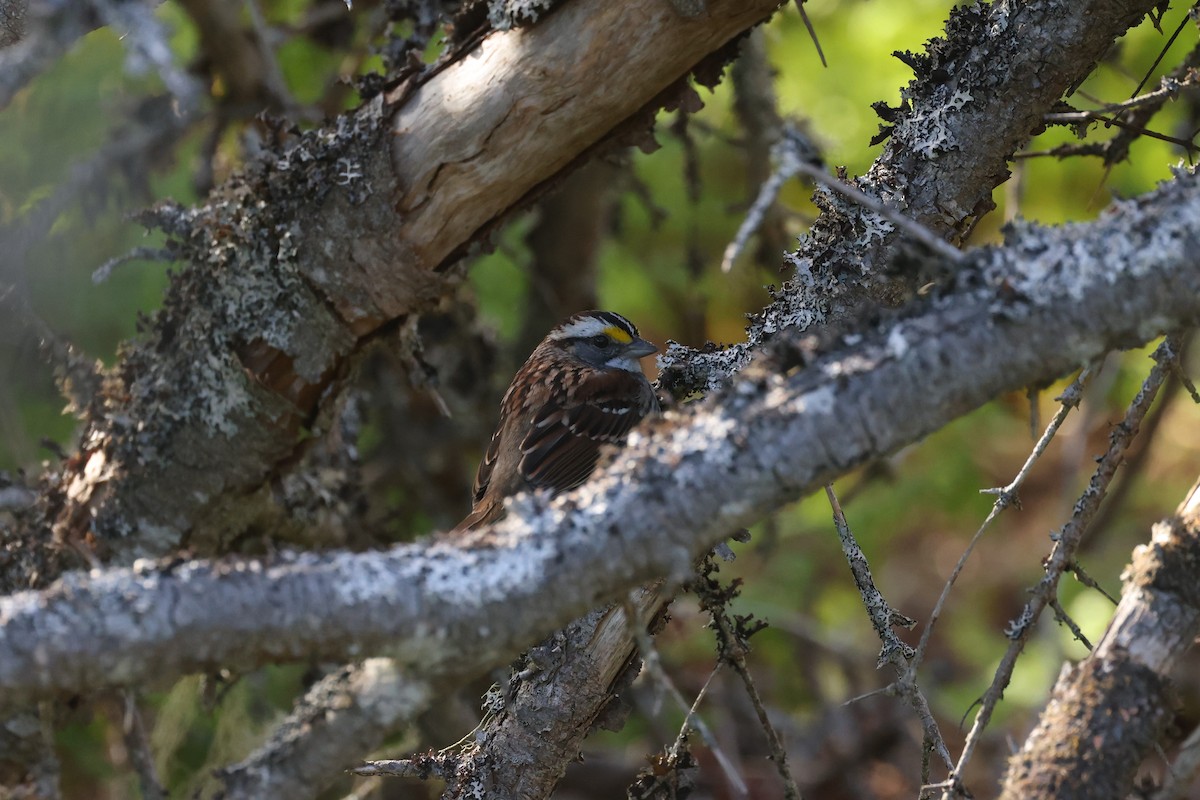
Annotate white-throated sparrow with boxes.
[453,310,659,532]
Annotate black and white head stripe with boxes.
[549,310,640,344]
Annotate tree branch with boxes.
[660,0,1165,394]
[7,0,785,588]
[212,659,438,799]
[1000,479,1200,799]
[3,165,1200,709]
[0,1,99,110]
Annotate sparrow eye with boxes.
[590,334,611,349]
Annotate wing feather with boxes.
[518,372,657,493]
[457,340,658,534]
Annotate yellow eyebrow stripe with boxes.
[604,325,633,344]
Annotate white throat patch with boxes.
[607,354,646,374]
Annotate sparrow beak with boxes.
[626,337,658,359]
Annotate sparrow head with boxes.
[546,310,658,374]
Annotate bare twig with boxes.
[825,485,916,666]
[721,130,803,273]
[1047,68,1200,120]
[909,366,1094,677]
[1019,40,1200,166]
[121,692,165,800]
[623,593,749,799]
[1127,5,1194,98]
[792,160,964,263]
[92,247,177,284]
[1070,563,1119,606]
[722,114,826,273]
[943,336,1179,798]
[1042,108,1199,153]
[1162,335,1200,404]
[1048,597,1092,651]
[723,122,962,272]
[1082,337,1190,543]
[668,667,721,761]
[792,0,826,67]
[692,560,802,799]
[825,485,953,775]
[351,753,454,779]
[243,0,303,117]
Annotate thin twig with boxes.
[825,485,954,773]
[1048,597,1092,651]
[1022,42,1200,166]
[792,0,827,67]
[826,486,916,666]
[92,247,177,284]
[721,139,801,273]
[695,561,802,799]
[243,0,300,115]
[121,692,165,800]
[1128,7,1193,99]
[1070,563,1119,606]
[1162,336,1200,404]
[1049,68,1200,119]
[942,337,1179,798]
[909,366,1094,677]
[1043,108,1199,153]
[623,594,750,799]
[1083,342,1187,543]
[1014,143,1108,160]
[792,160,964,263]
[732,123,962,266]
[668,666,721,760]
[351,755,454,779]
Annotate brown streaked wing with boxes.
[470,364,547,507]
[518,371,655,493]
[470,426,503,506]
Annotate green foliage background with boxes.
[2,1,1199,797]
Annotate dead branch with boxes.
[6,0,786,589]
[2,167,1200,712]
[661,0,1169,395]
[945,336,1180,797]
[212,659,438,799]
[1000,478,1200,799]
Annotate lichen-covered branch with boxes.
[211,659,438,800]
[999,480,1200,800]
[661,0,1165,395]
[151,4,1186,792]
[6,0,785,590]
[3,165,1200,709]
[435,586,671,799]
[1,2,99,110]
